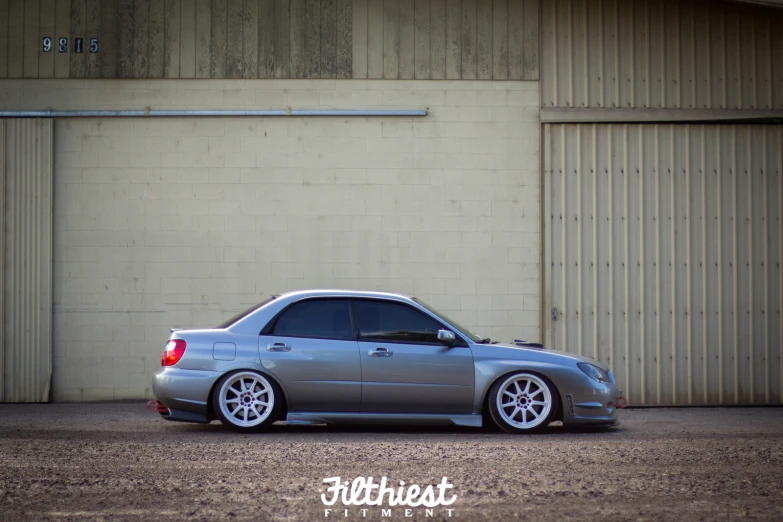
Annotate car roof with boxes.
[275,289,415,301]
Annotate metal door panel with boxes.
[359,342,474,413]
[258,336,361,412]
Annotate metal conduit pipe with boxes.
[0,108,428,118]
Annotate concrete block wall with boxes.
[0,79,540,401]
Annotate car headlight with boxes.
[577,362,611,383]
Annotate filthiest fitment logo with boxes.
[320,476,458,518]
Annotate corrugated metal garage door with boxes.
[0,119,53,402]
[544,124,782,406]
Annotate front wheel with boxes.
[488,372,558,434]
[212,370,282,432]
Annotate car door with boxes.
[258,298,361,412]
[355,299,474,414]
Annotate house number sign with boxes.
[42,37,99,53]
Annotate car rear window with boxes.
[271,299,353,339]
[216,296,277,329]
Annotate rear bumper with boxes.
[162,408,211,424]
[152,367,221,422]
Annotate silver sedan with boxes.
[152,290,622,434]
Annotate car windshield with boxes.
[412,298,485,343]
[216,296,277,329]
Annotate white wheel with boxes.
[489,372,557,433]
[214,371,278,430]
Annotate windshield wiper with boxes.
[479,337,492,344]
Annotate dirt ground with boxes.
[0,405,781,522]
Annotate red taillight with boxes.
[161,339,186,366]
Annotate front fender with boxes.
[472,360,586,415]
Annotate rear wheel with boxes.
[213,370,281,432]
[488,372,558,434]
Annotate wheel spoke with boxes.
[225,398,240,404]
[246,379,257,392]
[529,388,544,398]
[250,404,261,418]
[231,404,242,416]
[528,407,541,419]
[521,408,527,423]
[531,400,546,406]
[523,380,531,394]
[255,401,269,408]
[229,384,242,395]
[502,402,516,411]
[252,387,269,398]
[513,381,522,394]
[503,390,516,399]
[242,407,249,421]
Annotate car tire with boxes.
[212,370,282,432]
[488,372,559,434]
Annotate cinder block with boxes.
[508,310,540,326]
[477,91,509,106]
[253,89,290,107]
[445,91,478,106]
[476,310,511,327]
[224,121,258,136]
[507,90,540,106]
[81,325,114,342]
[491,294,525,311]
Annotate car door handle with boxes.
[267,342,291,352]
[369,347,393,357]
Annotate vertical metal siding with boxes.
[352,0,539,80]
[0,0,355,79]
[0,121,4,399]
[542,0,783,110]
[547,123,783,406]
[1,119,53,403]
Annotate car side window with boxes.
[355,300,443,344]
[272,299,353,339]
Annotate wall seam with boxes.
[0,120,4,401]
[732,125,738,403]
[685,125,692,404]
[717,125,724,404]
[700,125,707,403]
[654,123,661,403]
[763,125,769,402]
[747,125,754,403]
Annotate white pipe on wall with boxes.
[0,109,428,118]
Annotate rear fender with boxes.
[206,363,290,421]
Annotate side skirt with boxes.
[286,412,483,428]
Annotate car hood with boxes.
[479,342,611,372]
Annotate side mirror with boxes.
[437,329,456,345]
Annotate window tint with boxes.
[355,300,443,344]
[272,299,353,339]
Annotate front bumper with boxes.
[152,367,222,423]
[561,380,622,426]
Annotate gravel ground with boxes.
[0,405,781,522]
